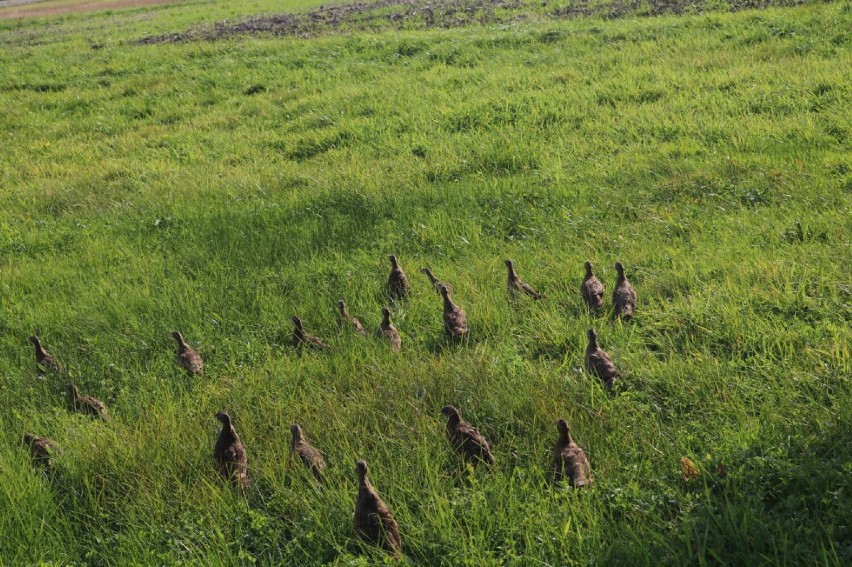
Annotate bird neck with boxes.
[442,293,454,310]
[33,341,45,356]
[585,266,593,279]
[507,265,516,280]
[557,429,570,446]
[425,270,436,283]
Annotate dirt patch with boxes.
[0,0,178,20]
[135,0,806,44]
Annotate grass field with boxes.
[1,0,850,564]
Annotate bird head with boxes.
[29,335,40,346]
[291,316,303,329]
[389,255,399,268]
[215,411,231,425]
[23,432,35,445]
[440,405,460,419]
[557,419,569,436]
[290,423,302,439]
[504,259,513,269]
[355,459,368,478]
[584,261,593,274]
[171,331,184,343]
[64,383,78,396]
[381,307,391,320]
[614,262,624,275]
[586,328,598,344]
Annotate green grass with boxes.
[1,0,850,564]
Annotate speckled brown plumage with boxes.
[440,285,468,341]
[612,262,637,320]
[353,459,402,557]
[337,300,367,336]
[505,259,545,300]
[65,384,109,421]
[213,411,249,487]
[580,261,605,310]
[553,419,592,487]
[292,316,328,352]
[440,405,495,465]
[290,423,326,482]
[387,255,410,300]
[380,307,401,352]
[23,433,57,468]
[172,331,203,375]
[421,267,450,294]
[584,329,621,388]
[29,335,62,374]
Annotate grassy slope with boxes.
[1,1,850,565]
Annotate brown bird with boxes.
[421,267,450,294]
[553,419,592,487]
[290,423,326,482]
[65,384,109,420]
[337,300,367,336]
[440,405,495,465]
[23,433,57,468]
[291,316,328,352]
[379,307,402,352]
[29,335,62,374]
[213,411,249,487]
[172,331,203,375]
[580,261,605,311]
[440,285,468,341]
[584,329,621,388]
[353,459,402,557]
[612,262,637,320]
[505,259,545,300]
[387,255,410,300]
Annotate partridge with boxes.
[292,317,328,352]
[387,255,410,300]
[29,335,62,374]
[65,384,109,421]
[337,300,367,336]
[580,262,605,310]
[421,268,450,294]
[584,329,621,388]
[290,423,326,482]
[440,285,468,341]
[353,459,402,557]
[553,419,592,487]
[612,262,637,320]
[23,433,57,468]
[172,331,203,375]
[505,259,545,300]
[213,411,249,487]
[440,405,494,465]
[380,307,401,352]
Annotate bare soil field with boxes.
[0,0,179,19]
[135,0,805,43]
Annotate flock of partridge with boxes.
[21,256,636,558]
